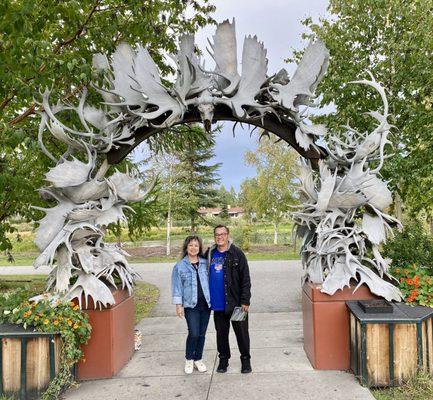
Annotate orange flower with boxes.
[411,290,419,297]
[43,319,49,325]
[53,320,59,326]
[73,305,80,311]
[73,323,79,330]
[395,268,401,274]
[67,320,73,327]
[23,312,28,318]
[407,279,414,286]
[400,277,405,283]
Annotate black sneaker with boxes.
[216,358,229,373]
[241,358,252,373]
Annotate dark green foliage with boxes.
[383,221,433,275]
[220,202,229,219]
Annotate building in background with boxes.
[198,206,245,219]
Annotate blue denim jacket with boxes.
[171,256,211,308]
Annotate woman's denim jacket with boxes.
[171,256,211,308]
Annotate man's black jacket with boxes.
[205,242,251,314]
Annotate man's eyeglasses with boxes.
[214,233,228,238]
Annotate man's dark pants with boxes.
[213,311,250,360]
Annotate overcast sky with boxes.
[195,0,330,191]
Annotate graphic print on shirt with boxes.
[209,249,226,311]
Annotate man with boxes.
[206,224,252,373]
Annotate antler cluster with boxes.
[293,75,402,301]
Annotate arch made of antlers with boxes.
[35,19,403,308]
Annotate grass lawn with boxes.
[0,251,300,266]
[371,372,433,400]
[0,255,38,266]
[0,275,159,324]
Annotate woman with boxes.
[171,235,211,374]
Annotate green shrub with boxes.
[383,221,433,275]
[231,224,252,251]
[383,221,433,307]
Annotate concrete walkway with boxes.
[0,261,374,400]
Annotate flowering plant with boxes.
[0,289,92,399]
[392,264,433,307]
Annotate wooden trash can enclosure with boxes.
[0,323,61,400]
[347,301,433,387]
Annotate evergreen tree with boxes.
[220,201,229,220]
[174,126,221,232]
[229,186,238,206]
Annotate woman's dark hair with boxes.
[181,235,204,259]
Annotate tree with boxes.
[0,0,215,252]
[299,0,433,223]
[218,185,238,207]
[240,136,299,244]
[229,186,238,206]
[174,125,221,232]
[217,185,237,219]
[220,202,229,219]
[144,124,220,248]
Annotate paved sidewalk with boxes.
[0,261,374,400]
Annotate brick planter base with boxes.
[302,281,377,370]
[75,289,135,380]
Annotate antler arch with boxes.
[35,19,403,308]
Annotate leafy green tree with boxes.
[299,0,433,222]
[240,136,299,244]
[0,0,215,251]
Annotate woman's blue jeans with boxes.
[184,307,211,361]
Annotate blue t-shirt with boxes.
[209,249,226,311]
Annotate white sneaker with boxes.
[194,360,207,372]
[185,359,194,374]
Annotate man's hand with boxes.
[176,304,184,318]
[241,304,249,313]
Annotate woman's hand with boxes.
[176,304,184,318]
